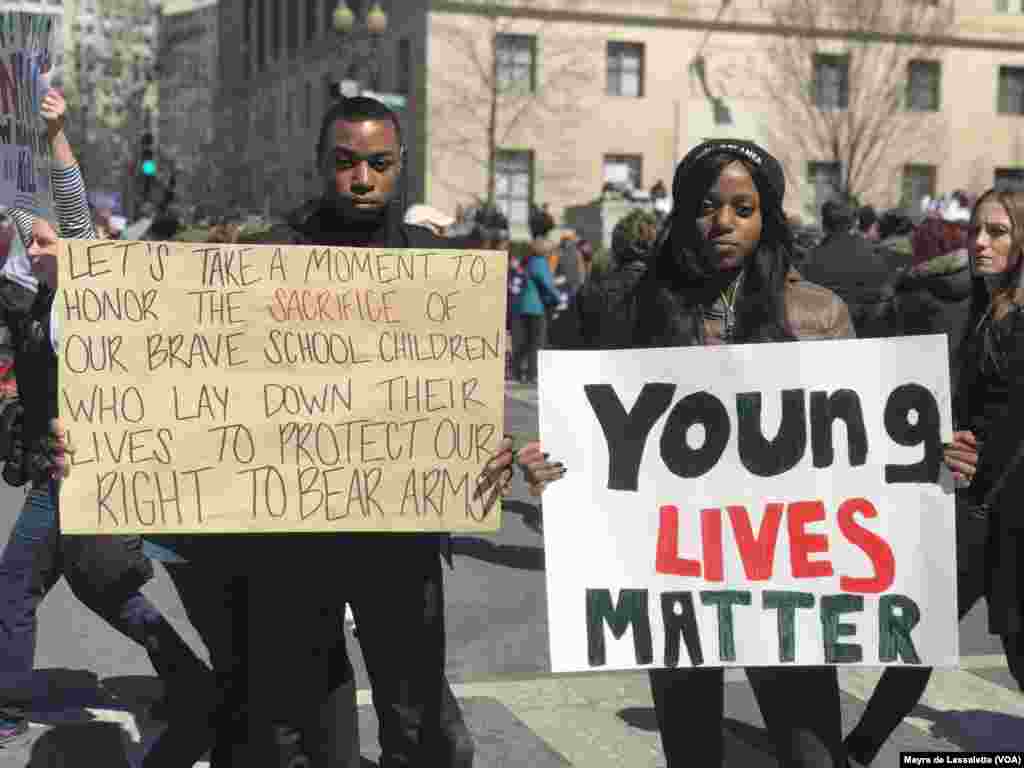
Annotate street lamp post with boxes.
[332,1,388,96]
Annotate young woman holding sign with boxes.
[840,189,1024,766]
[538,139,854,767]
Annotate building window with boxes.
[306,0,317,43]
[902,164,936,206]
[257,0,266,71]
[807,161,842,215]
[495,34,535,92]
[287,86,296,136]
[268,89,278,141]
[607,42,644,98]
[323,73,334,106]
[244,0,253,78]
[994,0,1024,12]
[305,80,313,131]
[998,66,1024,114]
[813,54,849,110]
[495,150,533,229]
[397,38,411,95]
[287,3,299,56]
[995,167,1024,191]
[603,153,643,191]
[906,60,940,111]
[271,0,282,60]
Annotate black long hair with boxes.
[633,151,797,347]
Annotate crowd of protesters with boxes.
[0,84,1021,768]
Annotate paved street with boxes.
[0,382,1022,766]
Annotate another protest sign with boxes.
[0,11,56,217]
[540,337,958,671]
[58,240,507,534]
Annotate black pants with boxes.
[511,313,546,382]
[650,665,845,767]
[162,562,248,768]
[343,535,450,768]
[163,535,462,767]
[165,539,358,768]
[844,506,1024,765]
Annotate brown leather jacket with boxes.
[702,267,855,343]
[551,266,854,350]
[782,266,856,340]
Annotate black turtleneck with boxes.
[301,201,404,248]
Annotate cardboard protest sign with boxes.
[0,12,56,217]
[540,337,958,671]
[58,241,507,534]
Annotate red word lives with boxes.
[655,498,895,594]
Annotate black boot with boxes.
[140,618,218,767]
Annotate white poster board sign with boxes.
[540,337,958,672]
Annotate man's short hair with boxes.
[529,204,556,239]
[821,200,855,234]
[472,205,510,242]
[857,205,878,232]
[316,96,404,162]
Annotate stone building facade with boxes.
[216,0,1024,235]
[158,0,218,208]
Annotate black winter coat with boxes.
[799,232,892,338]
[548,261,646,350]
[956,301,1024,635]
[881,249,972,392]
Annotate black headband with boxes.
[676,139,786,205]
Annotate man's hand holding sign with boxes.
[536,336,960,671]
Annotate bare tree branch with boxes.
[761,0,951,206]
[429,0,599,207]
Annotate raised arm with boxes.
[42,89,96,240]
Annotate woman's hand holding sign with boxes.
[517,441,566,496]
[944,430,980,485]
[474,436,516,511]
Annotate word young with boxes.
[585,383,941,490]
[585,588,923,668]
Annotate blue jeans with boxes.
[0,485,213,736]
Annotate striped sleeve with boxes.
[52,164,97,240]
[6,207,35,248]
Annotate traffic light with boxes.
[139,132,156,177]
[139,132,156,200]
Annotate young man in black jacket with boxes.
[243,96,497,768]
